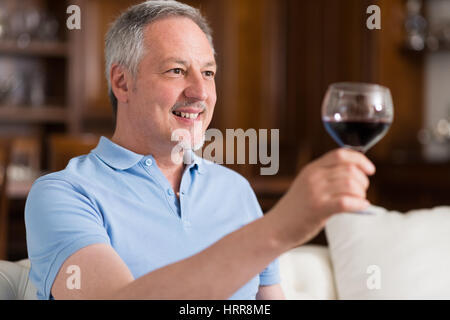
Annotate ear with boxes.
[110,64,132,104]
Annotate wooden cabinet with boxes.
[0,0,143,169]
[0,0,74,170]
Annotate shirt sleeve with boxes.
[25,177,111,300]
[242,179,281,286]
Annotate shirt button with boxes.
[145,159,153,166]
[167,189,174,196]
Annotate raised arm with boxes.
[51,148,374,299]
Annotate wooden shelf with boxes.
[0,106,67,123]
[0,40,68,57]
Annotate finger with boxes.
[326,178,367,198]
[328,195,371,213]
[325,165,370,190]
[319,148,375,175]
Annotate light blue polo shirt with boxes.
[25,136,280,300]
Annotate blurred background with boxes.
[0,0,450,260]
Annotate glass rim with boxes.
[328,82,390,94]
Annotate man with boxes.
[25,1,375,300]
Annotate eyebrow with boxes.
[161,57,217,68]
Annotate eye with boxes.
[167,68,186,76]
[203,71,215,78]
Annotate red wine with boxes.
[323,120,391,152]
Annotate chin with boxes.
[178,134,205,151]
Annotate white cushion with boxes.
[0,259,37,300]
[325,206,450,299]
[279,245,336,299]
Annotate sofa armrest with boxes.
[279,245,336,300]
[0,260,37,300]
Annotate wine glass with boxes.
[322,82,393,154]
[322,82,393,215]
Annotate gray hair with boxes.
[105,0,214,117]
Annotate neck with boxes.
[111,128,186,195]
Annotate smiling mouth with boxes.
[172,110,204,120]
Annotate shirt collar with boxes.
[184,150,206,174]
[92,136,144,170]
[92,136,206,173]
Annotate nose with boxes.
[184,71,208,101]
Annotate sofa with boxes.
[0,259,37,300]
[279,245,336,299]
[2,206,450,300]
[281,205,450,299]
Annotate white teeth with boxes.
[173,111,200,119]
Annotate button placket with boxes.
[182,219,192,230]
[145,158,153,167]
[179,166,193,227]
[141,157,180,219]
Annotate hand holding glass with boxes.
[322,82,393,214]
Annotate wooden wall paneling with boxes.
[371,0,424,162]
[284,0,389,244]
[317,0,341,157]
[286,0,324,165]
[199,0,237,174]
[176,0,239,134]
[259,0,291,177]
[67,0,86,134]
[196,0,230,133]
[234,0,263,178]
[235,0,265,132]
[286,0,328,245]
[82,0,103,115]
[360,0,379,82]
[76,0,140,130]
[261,0,398,167]
[0,139,12,259]
[260,0,286,133]
[198,0,291,181]
[202,0,267,178]
[198,0,239,135]
[318,0,377,157]
[335,0,368,81]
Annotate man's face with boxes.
[126,16,217,154]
